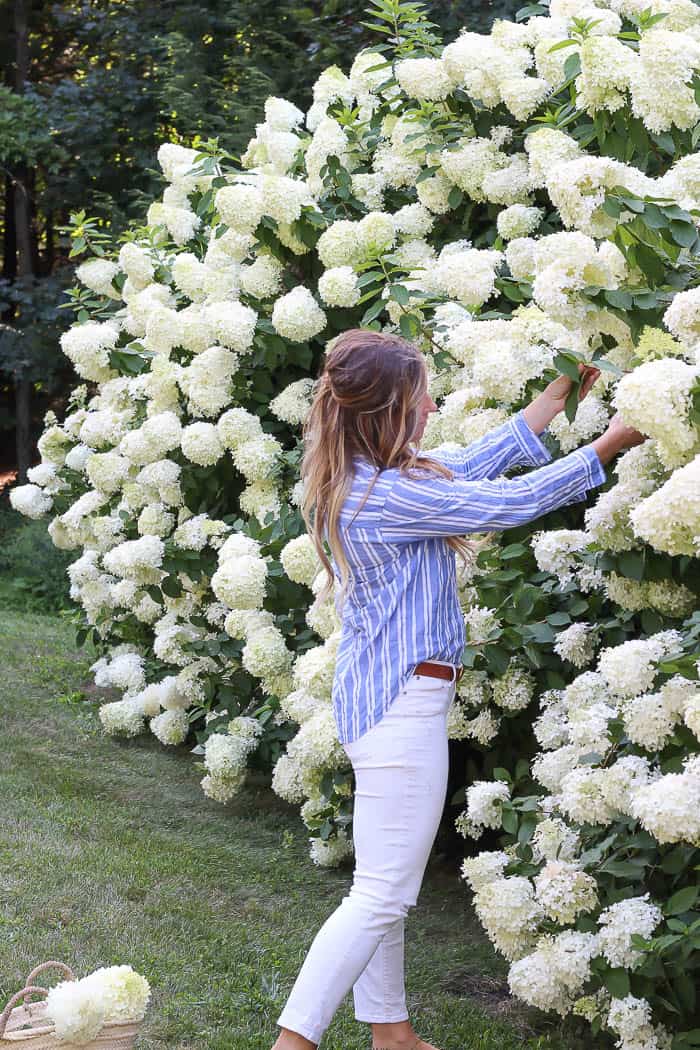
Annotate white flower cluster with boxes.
[46,964,150,1044]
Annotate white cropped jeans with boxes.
[276,662,458,1045]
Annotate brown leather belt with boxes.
[413,660,464,683]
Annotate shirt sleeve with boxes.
[424,410,553,481]
[379,443,607,542]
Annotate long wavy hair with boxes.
[300,328,493,617]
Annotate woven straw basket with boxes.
[0,963,141,1049]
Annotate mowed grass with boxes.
[0,607,591,1050]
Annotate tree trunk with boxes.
[13,0,33,484]
[3,176,17,284]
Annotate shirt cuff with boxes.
[575,444,608,489]
[510,410,553,466]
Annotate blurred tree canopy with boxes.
[0,0,520,482]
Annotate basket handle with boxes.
[24,962,76,987]
[0,986,49,1038]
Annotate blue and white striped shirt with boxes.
[329,410,607,745]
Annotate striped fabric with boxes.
[329,409,607,744]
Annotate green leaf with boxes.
[666,886,699,915]
[161,575,182,599]
[669,220,697,248]
[553,352,582,381]
[564,384,579,424]
[361,298,385,325]
[548,37,579,52]
[618,550,645,581]
[447,186,463,209]
[390,284,410,306]
[501,806,519,835]
[603,968,631,998]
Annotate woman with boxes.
[272,329,645,1050]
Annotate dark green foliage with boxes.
[0,502,74,610]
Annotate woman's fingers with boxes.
[578,365,601,400]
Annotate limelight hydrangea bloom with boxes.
[597,895,663,969]
[491,664,535,711]
[395,56,454,100]
[533,860,598,924]
[8,482,53,518]
[508,931,599,1015]
[554,622,598,668]
[317,266,361,307]
[280,534,321,587]
[530,817,580,864]
[271,286,327,342]
[458,779,510,837]
[630,454,700,556]
[211,554,268,608]
[597,631,682,698]
[629,758,700,845]
[472,876,544,961]
[613,359,700,468]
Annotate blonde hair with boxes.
[301,328,492,618]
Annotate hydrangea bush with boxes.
[9,0,700,1039]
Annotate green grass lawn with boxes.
[0,607,590,1050]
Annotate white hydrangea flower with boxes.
[497,203,543,240]
[60,320,120,383]
[211,554,268,609]
[597,895,663,969]
[460,850,510,892]
[76,257,121,299]
[464,605,502,644]
[231,434,282,481]
[460,779,510,837]
[271,286,327,342]
[150,708,189,745]
[530,817,580,864]
[215,182,264,233]
[204,300,258,354]
[613,358,700,468]
[45,979,106,1043]
[269,378,315,425]
[534,860,598,925]
[180,421,224,466]
[242,625,292,678]
[317,266,361,307]
[491,664,535,712]
[118,242,155,289]
[629,760,700,845]
[631,454,700,557]
[395,56,454,100]
[98,698,146,738]
[8,482,53,518]
[554,622,599,668]
[280,534,321,587]
[508,930,598,1015]
[472,875,544,961]
[531,529,589,583]
[239,254,284,299]
[597,631,682,698]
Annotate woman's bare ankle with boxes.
[272,1026,317,1050]
[370,1019,418,1048]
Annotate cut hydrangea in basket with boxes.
[0,961,151,1048]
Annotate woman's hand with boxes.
[590,412,647,465]
[522,363,601,435]
[543,363,601,408]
